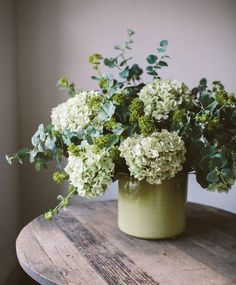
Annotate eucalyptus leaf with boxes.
[199,92,214,108]
[30,150,38,163]
[45,137,56,151]
[146,55,157,64]
[5,155,12,165]
[104,58,117,68]
[112,123,127,135]
[207,169,219,183]
[221,168,233,180]
[210,153,227,169]
[107,134,119,147]
[62,134,71,146]
[160,39,168,47]
[119,67,129,79]
[98,102,116,121]
[158,61,168,67]
[157,40,168,53]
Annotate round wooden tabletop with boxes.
[16,201,236,285]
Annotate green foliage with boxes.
[129,98,144,123]
[57,77,76,97]
[98,102,116,121]
[88,53,103,69]
[93,134,119,152]
[184,79,236,191]
[6,147,30,165]
[67,144,81,156]
[104,117,117,130]
[146,39,169,78]
[53,171,69,184]
[139,115,155,136]
[6,124,65,171]
[44,185,78,221]
[87,95,103,110]
[7,30,236,220]
[111,92,125,106]
[109,146,121,160]
[88,29,170,97]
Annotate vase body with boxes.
[118,174,188,239]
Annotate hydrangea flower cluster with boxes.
[139,79,191,120]
[51,91,103,132]
[7,30,236,220]
[119,130,186,185]
[64,142,115,198]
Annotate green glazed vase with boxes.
[118,174,188,239]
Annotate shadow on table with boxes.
[172,202,236,283]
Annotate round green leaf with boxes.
[119,68,129,79]
[209,154,227,170]
[221,168,234,182]
[158,61,168,67]
[160,40,168,47]
[146,55,157,64]
[207,169,219,183]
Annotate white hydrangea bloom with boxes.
[139,79,191,120]
[51,91,102,132]
[64,142,115,198]
[119,130,186,185]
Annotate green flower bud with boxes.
[207,118,220,132]
[87,96,102,110]
[93,135,109,150]
[139,115,155,136]
[112,92,125,106]
[99,78,110,92]
[213,81,230,107]
[44,210,54,221]
[228,95,236,105]
[58,77,69,88]
[68,144,81,156]
[104,117,117,130]
[109,146,120,160]
[53,171,68,184]
[195,113,209,123]
[172,110,185,124]
[129,98,144,123]
[88,53,103,69]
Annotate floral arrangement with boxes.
[6,30,236,220]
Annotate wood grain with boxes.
[16,201,236,285]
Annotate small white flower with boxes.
[119,130,186,185]
[65,142,115,198]
[51,91,103,132]
[139,78,191,120]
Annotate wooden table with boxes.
[16,201,236,285]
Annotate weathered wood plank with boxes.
[70,201,236,285]
[17,219,105,285]
[16,201,236,285]
[31,217,107,285]
[16,222,67,285]
[54,212,159,285]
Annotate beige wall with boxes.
[0,0,20,283]
[16,0,236,224]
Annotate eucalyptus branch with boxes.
[44,186,78,221]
